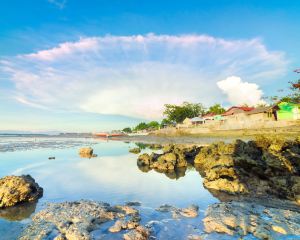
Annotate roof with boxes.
[190,117,204,122]
[222,106,255,116]
[247,106,272,115]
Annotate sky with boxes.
[0,0,299,132]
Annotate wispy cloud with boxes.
[1,34,288,119]
[47,0,67,9]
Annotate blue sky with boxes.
[0,0,299,132]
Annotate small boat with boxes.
[94,132,127,138]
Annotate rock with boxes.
[109,220,124,233]
[79,147,94,158]
[125,201,141,206]
[19,200,142,240]
[194,137,300,203]
[48,157,55,160]
[0,175,43,208]
[156,204,199,218]
[203,201,300,239]
[153,153,177,170]
[137,153,151,166]
[123,226,150,240]
[129,148,141,154]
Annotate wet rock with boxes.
[156,204,199,218]
[19,200,142,240]
[123,226,150,240]
[129,147,141,154]
[203,201,300,239]
[194,137,300,203]
[125,201,141,206]
[152,153,177,170]
[137,153,151,166]
[0,175,43,208]
[79,147,94,158]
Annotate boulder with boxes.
[194,137,300,203]
[79,147,94,158]
[0,175,43,208]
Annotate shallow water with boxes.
[0,137,218,239]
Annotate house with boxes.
[247,106,277,121]
[276,102,300,120]
[190,117,205,125]
[222,106,255,117]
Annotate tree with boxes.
[147,121,160,130]
[122,127,132,133]
[207,104,225,115]
[134,122,148,131]
[163,102,205,123]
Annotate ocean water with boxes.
[0,137,218,239]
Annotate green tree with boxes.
[134,122,148,131]
[160,118,173,128]
[147,121,160,130]
[163,102,205,123]
[207,104,225,115]
[122,127,132,133]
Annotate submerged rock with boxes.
[0,175,43,208]
[124,226,150,240]
[203,201,300,239]
[156,204,199,218]
[79,147,94,158]
[19,200,145,240]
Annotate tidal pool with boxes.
[0,137,218,239]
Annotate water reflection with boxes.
[0,201,37,221]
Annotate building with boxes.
[277,102,300,120]
[247,106,277,121]
[190,117,205,125]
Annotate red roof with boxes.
[222,106,255,116]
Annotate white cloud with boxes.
[217,76,266,106]
[47,0,67,9]
[1,34,287,119]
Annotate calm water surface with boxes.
[0,137,218,239]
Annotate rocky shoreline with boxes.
[0,136,300,239]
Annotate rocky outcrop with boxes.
[129,147,141,154]
[194,137,300,203]
[137,144,200,172]
[79,147,95,158]
[19,200,148,240]
[0,175,43,208]
[203,201,300,239]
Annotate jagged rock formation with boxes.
[194,136,300,203]
[0,175,43,208]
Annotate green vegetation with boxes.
[206,104,225,115]
[163,102,205,123]
[122,127,132,133]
